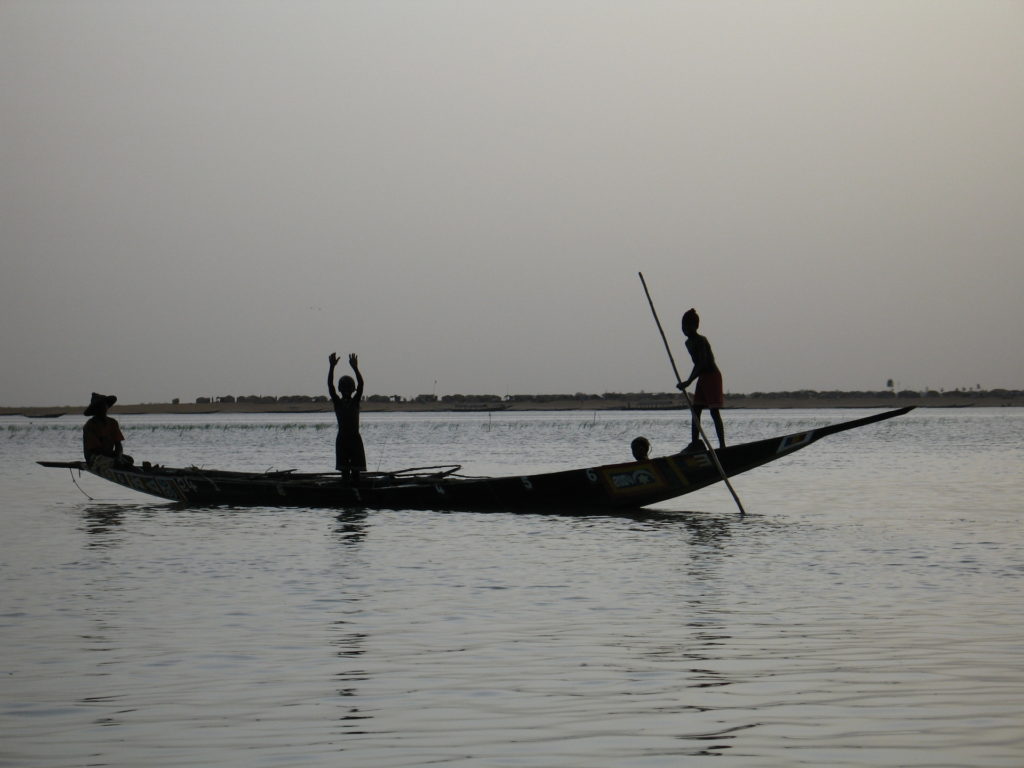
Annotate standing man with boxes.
[677,308,725,453]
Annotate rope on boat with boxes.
[69,467,94,501]
[379,464,463,478]
[189,466,221,491]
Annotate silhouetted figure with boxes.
[83,392,132,467]
[677,308,725,453]
[631,436,651,461]
[328,353,366,482]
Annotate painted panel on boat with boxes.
[598,462,666,498]
[778,430,815,453]
[96,466,196,502]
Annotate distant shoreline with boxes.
[3,394,1021,417]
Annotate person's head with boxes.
[631,436,651,461]
[84,392,117,417]
[681,308,700,337]
[338,375,356,396]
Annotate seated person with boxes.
[631,436,651,461]
[83,392,132,467]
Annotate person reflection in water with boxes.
[631,436,651,462]
[328,353,366,483]
[677,308,726,453]
[83,392,132,468]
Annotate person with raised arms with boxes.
[327,353,366,482]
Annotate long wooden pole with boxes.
[638,272,747,516]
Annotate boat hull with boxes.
[39,407,913,511]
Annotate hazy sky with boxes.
[2,1,1022,406]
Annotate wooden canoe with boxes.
[38,407,913,511]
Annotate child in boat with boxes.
[677,308,726,453]
[82,392,133,467]
[328,353,366,482]
[631,436,651,461]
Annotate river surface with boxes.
[2,408,1022,767]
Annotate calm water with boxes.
[1,408,1022,767]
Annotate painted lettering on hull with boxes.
[99,467,199,502]
[778,430,814,453]
[599,463,667,498]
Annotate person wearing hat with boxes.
[83,393,130,467]
[677,308,726,454]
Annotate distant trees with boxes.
[188,388,1023,407]
[440,394,502,404]
[367,394,404,403]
